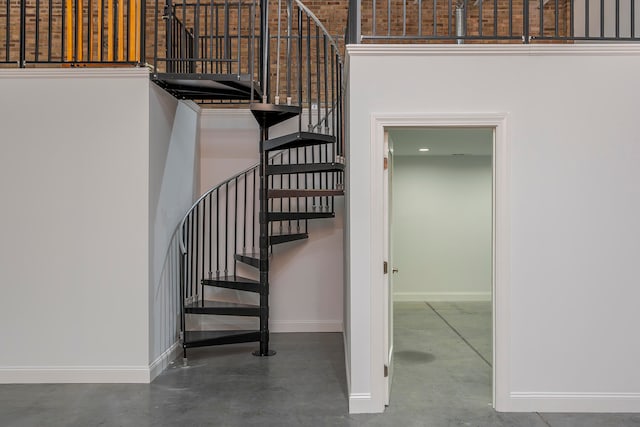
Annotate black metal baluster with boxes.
[286,0,292,102]
[585,0,590,38]
[195,203,200,303]
[215,4,219,73]
[615,0,620,38]
[253,168,257,251]
[387,0,391,36]
[600,0,604,37]
[540,0,544,38]
[216,188,220,275]
[555,0,559,37]
[5,0,10,61]
[224,0,230,73]
[237,0,242,75]
[478,0,482,37]
[449,0,453,36]
[494,0,498,37]
[36,0,41,62]
[48,0,53,61]
[508,0,512,37]
[225,182,229,274]
[418,0,422,36]
[316,26,320,131]
[234,177,238,276]
[244,172,248,253]
[298,7,303,130]
[200,199,205,305]
[631,0,635,38]
[306,16,311,130]
[19,0,26,66]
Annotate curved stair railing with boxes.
[178,0,344,359]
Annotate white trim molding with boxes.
[347,44,640,57]
[0,366,151,384]
[0,68,150,79]
[509,392,640,413]
[367,112,511,414]
[394,292,492,302]
[349,393,374,414]
[270,320,343,333]
[149,342,181,382]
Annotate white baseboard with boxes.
[394,292,491,302]
[193,317,343,333]
[349,392,382,414]
[270,320,343,333]
[149,341,181,382]
[507,392,640,412]
[0,366,151,384]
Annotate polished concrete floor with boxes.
[2,302,640,426]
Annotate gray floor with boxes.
[2,302,640,426]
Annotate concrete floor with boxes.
[2,302,640,426]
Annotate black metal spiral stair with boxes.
[169,0,345,358]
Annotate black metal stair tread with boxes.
[270,232,309,245]
[235,253,262,269]
[250,103,301,127]
[151,74,259,101]
[264,131,336,152]
[266,162,345,175]
[267,211,335,221]
[185,300,260,316]
[202,275,260,293]
[183,330,260,348]
[268,189,344,198]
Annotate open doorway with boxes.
[385,126,495,408]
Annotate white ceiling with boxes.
[388,128,493,156]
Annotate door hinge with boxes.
[383,261,388,274]
[384,157,388,170]
[384,365,389,377]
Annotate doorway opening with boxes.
[385,127,494,409]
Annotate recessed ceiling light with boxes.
[418,148,430,152]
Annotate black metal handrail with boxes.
[349,0,640,43]
[153,0,258,75]
[260,0,345,156]
[1,0,145,67]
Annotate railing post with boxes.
[165,0,173,72]
[139,0,146,64]
[523,0,530,43]
[19,0,26,67]
[347,0,361,44]
[259,0,270,102]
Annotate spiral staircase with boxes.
[150,0,345,358]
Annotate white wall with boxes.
[148,84,200,379]
[346,44,640,413]
[198,110,344,332]
[0,69,151,382]
[392,155,492,301]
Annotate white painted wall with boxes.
[148,84,200,378]
[346,44,640,413]
[198,110,344,332]
[392,155,492,302]
[0,69,151,382]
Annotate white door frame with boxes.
[369,112,511,411]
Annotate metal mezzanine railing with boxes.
[0,0,145,67]
[347,0,640,43]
